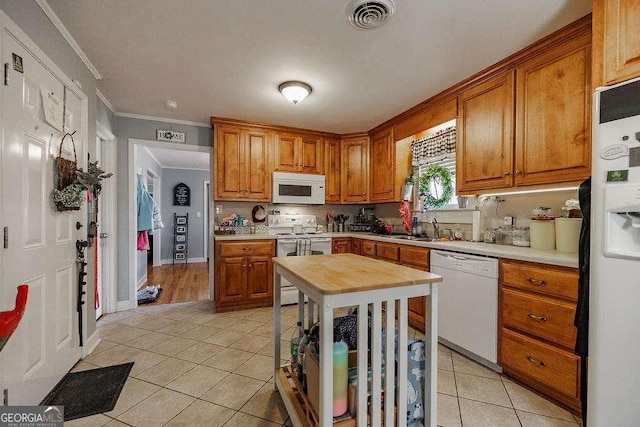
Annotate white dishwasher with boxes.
[430,249,500,371]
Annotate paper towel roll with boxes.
[472,210,481,242]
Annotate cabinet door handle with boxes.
[515,169,523,176]
[526,277,547,286]
[503,171,510,176]
[527,312,547,322]
[248,264,253,268]
[526,355,546,367]
[243,247,250,251]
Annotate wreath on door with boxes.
[419,164,453,209]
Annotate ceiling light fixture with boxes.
[278,81,312,104]
[166,100,178,109]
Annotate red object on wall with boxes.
[0,284,28,352]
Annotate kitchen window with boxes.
[411,120,458,210]
[417,156,457,210]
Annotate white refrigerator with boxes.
[589,76,640,426]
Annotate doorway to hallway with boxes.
[130,139,213,309]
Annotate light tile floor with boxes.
[66,301,584,426]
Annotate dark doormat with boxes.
[41,362,133,421]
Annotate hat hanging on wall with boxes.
[252,205,267,223]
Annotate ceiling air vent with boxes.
[346,0,396,30]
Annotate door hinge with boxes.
[4,63,8,86]
[3,227,7,249]
[3,388,8,406]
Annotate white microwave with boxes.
[272,172,325,205]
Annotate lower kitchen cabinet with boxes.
[215,240,275,312]
[361,240,376,258]
[350,238,362,255]
[332,237,351,253]
[498,259,581,413]
[400,245,430,330]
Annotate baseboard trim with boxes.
[136,274,147,289]
[161,257,207,265]
[117,300,135,311]
[83,332,100,357]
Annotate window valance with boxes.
[411,126,456,166]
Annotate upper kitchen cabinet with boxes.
[214,123,272,202]
[593,0,640,86]
[457,71,515,193]
[274,132,323,174]
[515,31,591,186]
[324,137,341,204]
[341,134,369,203]
[369,127,395,202]
[369,125,413,203]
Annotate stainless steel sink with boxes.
[379,235,435,241]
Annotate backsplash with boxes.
[215,189,580,241]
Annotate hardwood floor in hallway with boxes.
[144,262,210,305]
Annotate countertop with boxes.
[273,253,442,295]
[214,232,579,268]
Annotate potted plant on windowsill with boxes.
[402,172,416,201]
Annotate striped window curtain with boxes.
[411,126,456,166]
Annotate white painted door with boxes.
[95,136,103,319]
[0,30,83,405]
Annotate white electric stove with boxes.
[268,214,332,304]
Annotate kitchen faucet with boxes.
[444,227,453,240]
[431,218,440,241]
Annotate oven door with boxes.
[276,237,331,304]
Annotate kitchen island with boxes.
[272,253,442,427]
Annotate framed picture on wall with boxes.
[176,225,186,233]
[175,252,185,260]
[176,235,186,242]
[176,216,187,225]
[175,243,186,251]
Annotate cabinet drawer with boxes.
[217,240,274,257]
[400,245,429,269]
[502,288,577,348]
[362,241,376,257]
[376,242,399,263]
[501,260,578,300]
[500,328,579,399]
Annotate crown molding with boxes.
[35,0,102,80]
[117,112,210,128]
[96,88,116,115]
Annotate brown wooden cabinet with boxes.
[350,238,362,255]
[341,134,369,203]
[498,259,581,413]
[361,240,376,258]
[324,137,341,204]
[399,245,430,330]
[332,237,351,254]
[515,33,592,186]
[457,71,515,193]
[369,127,395,202]
[274,133,323,174]
[375,242,399,263]
[457,27,591,194]
[215,240,275,311]
[214,124,272,201]
[595,0,640,85]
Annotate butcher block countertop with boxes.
[272,253,442,295]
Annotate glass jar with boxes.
[512,226,530,247]
[484,228,496,244]
[495,225,514,245]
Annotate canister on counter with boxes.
[530,218,555,250]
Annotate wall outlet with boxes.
[504,216,514,226]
